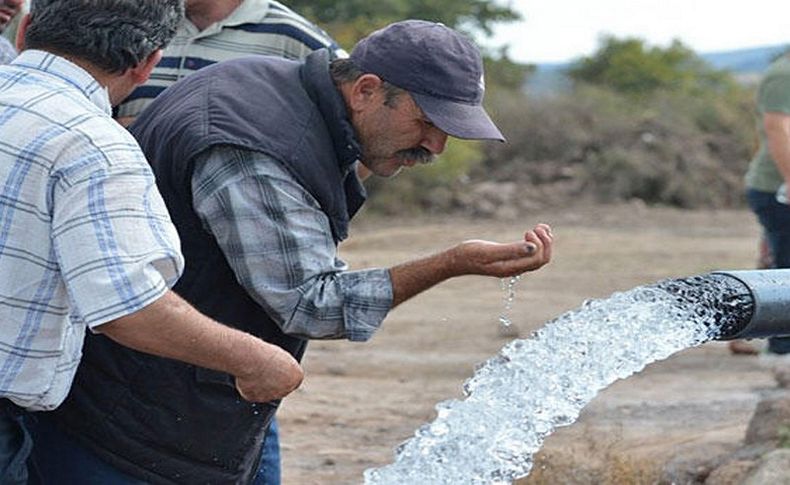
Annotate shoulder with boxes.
[55,115,149,181]
[235,1,341,55]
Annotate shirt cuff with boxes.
[338,268,393,342]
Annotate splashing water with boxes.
[498,275,522,327]
[364,274,753,484]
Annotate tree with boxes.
[484,46,536,91]
[567,36,737,96]
[287,0,521,46]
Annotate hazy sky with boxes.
[487,0,789,64]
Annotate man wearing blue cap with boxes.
[31,20,554,484]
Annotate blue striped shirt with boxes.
[0,50,184,410]
[192,146,393,342]
[116,0,344,120]
[0,36,15,65]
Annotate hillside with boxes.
[526,42,789,93]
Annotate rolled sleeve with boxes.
[192,146,392,340]
[337,269,392,341]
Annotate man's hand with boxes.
[389,223,554,307]
[449,223,552,278]
[234,342,304,402]
[100,290,304,403]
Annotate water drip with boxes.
[498,275,522,327]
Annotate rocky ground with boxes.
[276,204,789,484]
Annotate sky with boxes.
[487,0,790,64]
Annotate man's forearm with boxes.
[389,249,458,307]
[98,290,303,402]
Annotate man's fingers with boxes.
[532,224,553,263]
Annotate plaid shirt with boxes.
[0,50,183,410]
[192,145,392,342]
[0,36,15,65]
[116,0,344,120]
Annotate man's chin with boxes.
[365,159,404,178]
[374,166,403,179]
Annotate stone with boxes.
[659,442,735,485]
[744,392,790,445]
[774,367,790,389]
[705,459,758,485]
[742,449,790,485]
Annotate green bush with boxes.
[481,80,755,209]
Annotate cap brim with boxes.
[411,92,505,143]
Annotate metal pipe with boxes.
[713,269,790,340]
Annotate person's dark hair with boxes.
[330,58,404,107]
[25,0,184,73]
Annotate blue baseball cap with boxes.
[350,20,505,142]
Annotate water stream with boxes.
[364,274,753,484]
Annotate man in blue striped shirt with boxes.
[0,1,304,483]
[115,0,344,127]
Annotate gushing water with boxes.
[364,274,753,484]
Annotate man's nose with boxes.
[421,125,448,155]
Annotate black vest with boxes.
[48,49,366,484]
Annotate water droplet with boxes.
[497,275,522,327]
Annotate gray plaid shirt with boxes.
[191,145,393,341]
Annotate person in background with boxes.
[742,50,790,355]
[0,0,23,63]
[32,19,554,485]
[114,0,343,127]
[0,1,303,483]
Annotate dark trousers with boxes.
[253,417,281,485]
[26,412,145,484]
[0,400,32,485]
[747,188,790,353]
[28,411,280,484]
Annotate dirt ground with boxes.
[278,203,778,484]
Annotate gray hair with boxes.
[26,0,184,73]
[329,58,404,107]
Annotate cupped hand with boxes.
[452,223,553,278]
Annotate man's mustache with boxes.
[395,147,435,165]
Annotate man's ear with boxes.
[347,73,384,112]
[128,49,163,85]
[15,13,31,52]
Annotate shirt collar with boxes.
[300,49,363,173]
[184,0,271,38]
[11,50,112,115]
